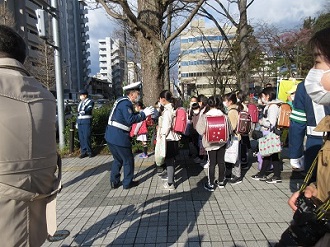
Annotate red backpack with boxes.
[172,107,187,134]
[247,103,258,123]
[205,115,229,143]
[236,111,252,135]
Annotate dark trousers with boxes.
[207,146,226,185]
[78,121,92,155]
[259,153,281,177]
[108,143,134,188]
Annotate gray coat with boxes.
[0,58,60,247]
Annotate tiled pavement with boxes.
[42,146,303,247]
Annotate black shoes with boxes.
[79,153,88,159]
[228,176,242,185]
[251,173,267,181]
[123,180,139,189]
[110,181,120,189]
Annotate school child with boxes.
[223,92,244,185]
[196,96,228,191]
[130,101,149,158]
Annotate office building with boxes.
[179,19,237,97]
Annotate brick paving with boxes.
[42,145,302,247]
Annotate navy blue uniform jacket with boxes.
[105,97,146,147]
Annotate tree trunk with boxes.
[238,0,250,93]
[138,38,165,106]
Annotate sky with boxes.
[86,0,328,76]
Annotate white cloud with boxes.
[86,0,327,75]
[248,0,326,28]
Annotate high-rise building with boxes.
[0,0,90,99]
[179,19,237,97]
[98,37,126,98]
[58,0,90,98]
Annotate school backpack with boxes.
[172,107,187,134]
[205,115,229,143]
[277,103,292,128]
[247,103,258,123]
[236,111,252,135]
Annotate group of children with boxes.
[131,86,286,191]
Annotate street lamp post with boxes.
[51,0,65,150]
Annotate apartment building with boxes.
[179,19,237,97]
[98,37,127,98]
[0,0,90,99]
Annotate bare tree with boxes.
[89,0,206,105]
[25,42,56,90]
[0,2,15,28]
[200,0,255,93]
[255,24,312,79]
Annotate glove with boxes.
[79,111,85,116]
[143,106,154,117]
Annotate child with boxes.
[196,96,228,191]
[130,101,149,158]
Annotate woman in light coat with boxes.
[157,90,181,190]
[251,87,283,184]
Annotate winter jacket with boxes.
[159,103,181,141]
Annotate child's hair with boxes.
[261,87,277,101]
[204,96,225,113]
[224,92,244,111]
[135,101,144,109]
[197,94,208,109]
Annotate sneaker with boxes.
[228,176,242,185]
[194,157,203,163]
[200,160,209,169]
[163,182,175,190]
[157,169,167,177]
[139,153,148,158]
[156,166,165,174]
[215,180,226,188]
[204,183,215,192]
[159,172,168,180]
[251,174,267,181]
[265,176,282,184]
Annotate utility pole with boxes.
[36,0,65,149]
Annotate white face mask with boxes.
[193,110,200,115]
[261,98,268,104]
[223,101,228,107]
[305,68,330,105]
[290,95,295,101]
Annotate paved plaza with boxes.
[42,146,303,247]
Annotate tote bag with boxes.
[258,132,281,157]
[155,136,166,166]
[224,139,239,164]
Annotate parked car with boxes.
[94,99,110,109]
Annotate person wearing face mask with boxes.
[251,87,283,184]
[77,89,94,158]
[105,81,154,189]
[276,27,330,247]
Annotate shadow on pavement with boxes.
[72,160,211,246]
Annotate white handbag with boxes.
[224,139,239,164]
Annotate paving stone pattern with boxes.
[42,147,302,247]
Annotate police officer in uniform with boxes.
[105,82,154,189]
[77,89,94,158]
[289,81,330,173]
